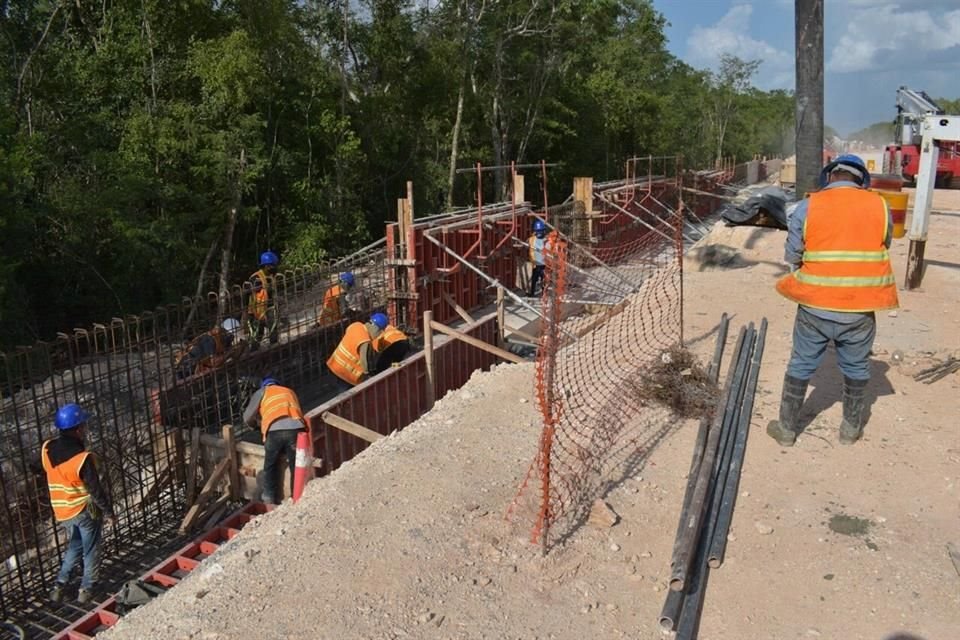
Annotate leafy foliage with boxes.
[1,0,796,347]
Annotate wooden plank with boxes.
[504,323,540,344]
[179,457,230,533]
[442,291,476,325]
[186,427,201,504]
[429,320,525,364]
[321,411,384,444]
[138,461,173,511]
[423,311,436,410]
[496,287,505,348]
[222,424,241,501]
[200,494,232,531]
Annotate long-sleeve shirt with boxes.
[784,181,892,323]
[243,388,305,432]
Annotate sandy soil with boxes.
[101,189,960,640]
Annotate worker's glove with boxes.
[390,362,402,369]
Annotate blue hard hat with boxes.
[533,219,547,233]
[819,154,870,189]
[55,403,90,430]
[259,251,279,267]
[370,313,389,330]
[340,272,355,287]
[260,377,279,389]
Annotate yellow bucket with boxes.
[873,190,909,239]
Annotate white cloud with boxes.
[827,5,960,73]
[686,4,794,89]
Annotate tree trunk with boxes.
[446,78,466,210]
[183,237,220,331]
[219,148,245,315]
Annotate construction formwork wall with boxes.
[306,313,499,474]
[0,244,388,622]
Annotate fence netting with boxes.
[511,169,686,549]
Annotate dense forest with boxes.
[0,0,794,347]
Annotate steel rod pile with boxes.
[659,316,768,638]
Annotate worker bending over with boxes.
[326,313,387,390]
[43,404,115,604]
[245,251,280,350]
[372,315,410,373]
[768,154,898,446]
[318,271,355,327]
[243,378,306,504]
[174,318,240,379]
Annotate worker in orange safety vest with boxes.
[768,154,898,447]
[371,314,410,373]
[174,318,241,379]
[244,251,280,351]
[243,378,306,504]
[326,313,386,391]
[318,271,355,327]
[42,404,115,604]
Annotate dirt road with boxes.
[102,190,960,640]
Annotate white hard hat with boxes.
[221,318,241,335]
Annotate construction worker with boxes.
[528,219,548,297]
[768,154,898,447]
[318,271,355,327]
[326,313,386,390]
[372,314,410,373]
[174,318,241,379]
[42,404,115,604]
[242,378,306,505]
[245,251,280,350]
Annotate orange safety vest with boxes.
[776,187,899,313]
[258,385,305,440]
[373,325,408,352]
[326,322,372,386]
[41,441,91,522]
[319,284,344,326]
[247,269,272,320]
[174,327,227,372]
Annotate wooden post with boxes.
[512,173,525,205]
[496,286,505,348]
[424,310,435,410]
[186,427,201,504]
[573,177,594,242]
[442,291,476,324]
[222,424,241,501]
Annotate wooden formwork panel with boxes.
[305,314,499,474]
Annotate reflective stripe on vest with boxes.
[776,187,899,313]
[373,325,407,352]
[319,284,344,326]
[248,269,271,320]
[41,441,91,522]
[326,322,371,386]
[259,385,304,440]
[529,235,546,265]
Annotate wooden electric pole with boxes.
[795,0,824,198]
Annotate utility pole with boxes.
[794,0,824,198]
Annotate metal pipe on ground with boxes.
[659,313,729,630]
[708,318,767,567]
[668,324,748,593]
[674,323,764,639]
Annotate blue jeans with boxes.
[56,508,103,590]
[262,428,304,504]
[786,306,876,381]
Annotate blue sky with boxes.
[654,0,960,136]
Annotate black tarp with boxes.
[719,186,789,229]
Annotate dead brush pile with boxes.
[629,347,718,418]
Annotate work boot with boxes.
[766,374,808,447]
[839,376,868,444]
[49,582,64,603]
[77,587,94,605]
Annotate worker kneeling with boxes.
[326,313,387,390]
[243,378,306,504]
[769,154,898,447]
[174,318,240,380]
[373,317,410,374]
